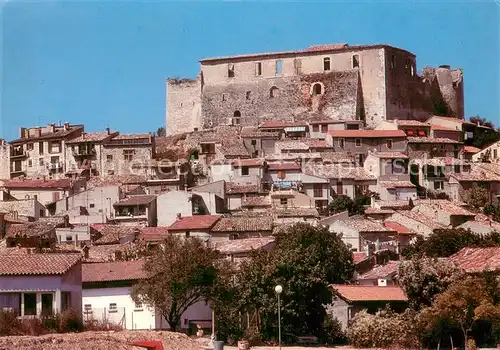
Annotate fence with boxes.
[83,307,126,328]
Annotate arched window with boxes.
[269,86,279,98]
[313,83,322,95]
[232,111,241,125]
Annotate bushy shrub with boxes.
[0,310,24,335]
[319,314,347,345]
[348,308,419,348]
[83,319,123,331]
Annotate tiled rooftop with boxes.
[320,152,354,164]
[364,207,395,215]
[303,163,376,181]
[336,218,396,233]
[91,224,140,245]
[369,152,408,159]
[407,136,461,144]
[376,200,412,210]
[10,125,83,144]
[232,159,264,167]
[82,242,138,263]
[411,156,467,166]
[378,181,416,189]
[274,207,319,218]
[4,178,73,189]
[396,210,445,229]
[82,260,146,283]
[214,237,275,254]
[241,196,271,208]
[87,175,146,188]
[464,145,481,154]
[332,284,407,302]
[275,140,309,151]
[358,260,400,280]
[140,227,169,242]
[414,200,475,216]
[111,134,152,140]
[114,195,157,207]
[226,183,261,194]
[384,221,413,234]
[329,130,406,138]
[352,252,370,265]
[302,139,331,149]
[259,121,307,128]
[6,216,67,238]
[267,162,302,171]
[66,131,116,144]
[0,253,81,275]
[218,142,250,158]
[393,120,430,127]
[240,128,280,139]
[450,164,500,182]
[211,216,273,232]
[167,215,221,231]
[448,247,500,273]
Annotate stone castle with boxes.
[166,43,464,135]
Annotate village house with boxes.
[308,119,362,139]
[270,189,315,209]
[463,145,481,161]
[240,128,279,158]
[0,252,82,317]
[90,224,140,246]
[0,197,46,220]
[429,123,462,142]
[140,227,169,244]
[241,195,272,212]
[426,115,489,145]
[388,210,445,238]
[448,164,500,203]
[326,130,407,166]
[258,121,308,139]
[5,216,71,248]
[3,178,86,206]
[225,183,262,212]
[214,237,276,265]
[166,214,222,240]
[375,119,431,137]
[101,134,155,177]
[406,136,462,159]
[82,260,212,331]
[56,225,91,244]
[113,195,158,227]
[411,200,475,227]
[447,247,500,274]
[65,129,119,178]
[209,216,274,241]
[273,207,320,224]
[328,284,407,331]
[9,123,84,179]
[364,207,395,221]
[357,260,400,286]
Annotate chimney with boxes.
[106,127,110,135]
[83,245,90,260]
[366,243,373,257]
[36,128,42,137]
[176,213,182,220]
[64,122,70,131]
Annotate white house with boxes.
[82,260,212,331]
[0,251,82,316]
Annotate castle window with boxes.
[222,93,226,102]
[255,62,262,76]
[246,91,251,100]
[232,111,241,125]
[391,55,396,69]
[312,83,322,95]
[323,57,330,71]
[228,64,235,78]
[352,55,360,68]
[275,60,283,75]
[411,65,415,76]
[269,86,279,98]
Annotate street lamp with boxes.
[275,285,283,350]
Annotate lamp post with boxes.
[275,285,283,350]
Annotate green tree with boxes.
[327,195,355,215]
[419,276,500,349]
[397,256,464,310]
[156,126,166,137]
[464,184,490,210]
[225,223,354,342]
[470,116,495,129]
[131,235,219,331]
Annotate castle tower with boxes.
[435,65,464,117]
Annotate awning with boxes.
[418,131,426,136]
[284,126,306,132]
[406,130,414,136]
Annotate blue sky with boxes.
[1,1,499,141]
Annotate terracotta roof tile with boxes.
[167,215,221,231]
[232,159,264,167]
[376,200,412,210]
[365,207,395,215]
[66,132,116,144]
[226,183,261,194]
[336,218,396,233]
[303,163,376,181]
[214,237,275,254]
[430,124,461,132]
[87,175,147,188]
[321,152,355,164]
[448,247,500,273]
[407,136,461,144]
[6,216,67,238]
[411,157,467,167]
[0,253,81,275]
[10,125,83,144]
[211,216,273,232]
[241,196,271,208]
[91,224,140,245]
[4,178,73,189]
[352,252,370,265]
[384,221,413,234]
[370,152,409,159]
[464,146,481,154]
[218,142,250,158]
[359,261,400,280]
[396,210,445,229]
[275,140,309,151]
[267,162,302,171]
[260,121,307,128]
[83,242,137,263]
[140,227,169,242]
[82,260,146,282]
[393,120,430,127]
[332,284,407,302]
[114,195,157,207]
[303,139,332,149]
[379,181,416,189]
[414,200,475,216]
[274,207,319,218]
[329,130,406,138]
[240,128,280,139]
[451,165,500,182]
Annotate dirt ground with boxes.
[0,330,202,350]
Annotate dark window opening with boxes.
[23,293,36,316]
[391,55,396,68]
[339,138,345,148]
[275,60,283,75]
[323,57,331,71]
[232,111,241,125]
[313,125,319,132]
[246,91,251,100]
[313,83,322,95]
[355,138,362,147]
[228,64,235,78]
[251,139,257,146]
[313,184,323,198]
[270,86,279,98]
[280,198,288,206]
[255,62,262,76]
[222,94,226,101]
[386,140,393,149]
[352,55,360,68]
[241,166,249,176]
[321,124,328,133]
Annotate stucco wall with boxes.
[157,191,193,227]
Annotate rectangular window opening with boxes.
[323,57,331,71]
[275,60,283,75]
[352,55,360,68]
[228,64,235,78]
[241,166,249,176]
[255,62,262,76]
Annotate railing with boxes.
[83,306,126,328]
[10,150,27,158]
[73,149,96,156]
[47,162,63,170]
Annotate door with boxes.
[41,293,54,315]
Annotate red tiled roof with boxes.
[332,284,407,302]
[430,124,461,132]
[4,178,73,189]
[448,247,500,273]
[114,195,157,207]
[358,260,400,280]
[91,224,140,245]
[428,116,468,124]
[329,130,406,138]
[167,215,221,231]
[407,136,461,144]
[260,121,307,129]
[352,252,370,265]
[66,131,117,144]
[384,221,413,234]
[226,183,261,194]
[232,159,264,167]
[214,237,275,254]
[10,125,84,144]
[0,253,81,275]
[211,216,273,232]
[464,145,481,154]
[140,227,169,242]
[365,207,395,215]
[82,260,146,283]
[303,139,331,149]
[267,163,302,171]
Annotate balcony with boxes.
[10,167,26,175]
[73,148,96,157]
[10,150,27,159]
[46,162,63,171]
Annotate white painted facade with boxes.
[82,286,212,331]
